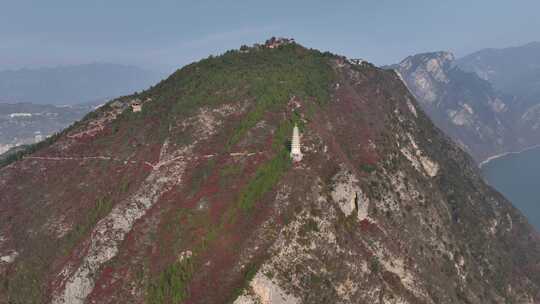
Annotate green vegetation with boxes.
[137,43,334,149]
[153,43,332,114]
[369,256,381,273]
[230,263,260,302]
[234,115,299,212]
[147,256,194,304]
[120,177,131,193]
[299,218,320,237]
[220,163,244,178]
[188,158,216,197]
[0,98,117,169]
[0,131,64,168]
[0,43,334,172]
[2,43,337,303]
[3,256,43,304]
[220,163,244,186]
[238,149,290,211]
[360,163,376,173]
[3,196,114,304]
[272,118,296,151]
[63,197,114,254]
[224,46,332,147]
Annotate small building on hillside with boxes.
[348,58,365,65]
[265,37,295,49]
[131,99,142,112]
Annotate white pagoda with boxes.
[291,124,303,162]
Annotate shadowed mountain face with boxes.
[0,63,162,105]
[1,42,540,304]
[389,52,514,162]
[389,51,540,163]
[457,42,540,109]
[456,42,540,152]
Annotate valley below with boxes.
[482,145,540,230]
[0,102,96,157]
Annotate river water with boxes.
[482,146,540,230]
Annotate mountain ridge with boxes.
[388,47,540,164]
[457,41,540,108]
[0,63,163,105]
[387,51,518,162]
[1,40,540,304]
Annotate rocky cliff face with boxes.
[457,42,540,156]
[389,51,540,163]
[457,42,540,108]
[1,42,540,304]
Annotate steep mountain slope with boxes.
[457,42,540,153]
[1,41,540,304]
[0,102,97,155]
[388,52,518,162]
[457,42,540,109]
[0,63,162,105]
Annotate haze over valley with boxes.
[2,2,540,303]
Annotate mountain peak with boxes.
[391,49,519,163]
[2,44,540,304]
[264,36,296,48]
[403,50,454,61]
[399,51,455,73]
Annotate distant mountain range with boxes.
[457,42,540,109]
[0,63,163,105]
[0,63,164,156]
[387,42,540,163]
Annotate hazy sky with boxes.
[2,0,540,72]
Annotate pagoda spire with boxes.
[291,124,303,162]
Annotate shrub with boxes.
[238,149,290,211]
[370,256,381,273]
[147,256,194,304]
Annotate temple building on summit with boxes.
[291,124,303,162]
